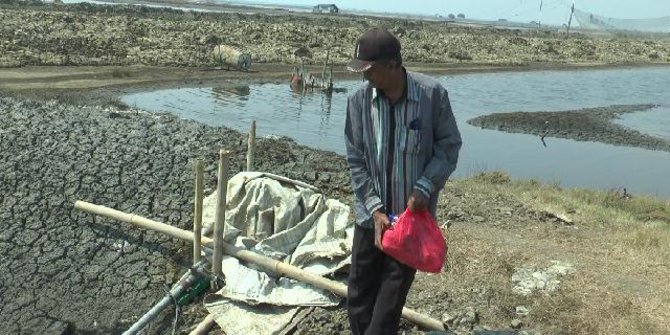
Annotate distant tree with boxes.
[448,13,455,19]
[457,13,465,19]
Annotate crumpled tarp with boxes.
[201,172,353,335]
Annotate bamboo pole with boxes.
[188,314,216,335]
[212,150,230,288]
[246,120,256,171]
[193,159,204,265]
[73,201,446,331]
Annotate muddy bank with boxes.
[1,2,670,68]
[467,104,670,152]
[0,96,351,334]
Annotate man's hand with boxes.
[372,210,391,250]
[407,189,429,212]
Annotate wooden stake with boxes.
[188,314,216,335]
[212,150,230,288]
[246,120,256,171]
[73,201,447,331]
[193,159,204,266]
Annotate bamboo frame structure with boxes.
[188,314,215,335]
[246,121,256,171]
[193,159,204,265]
[212,150,230,288]
[73,201,447,331]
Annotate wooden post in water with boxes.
[193,159,204,265]
[246,121,256,171]
[566,1,575,35]
[212,150,230,289]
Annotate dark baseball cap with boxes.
[347,28,401,72]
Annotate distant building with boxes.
[313,4,339,14]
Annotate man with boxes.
[344,27,462,334]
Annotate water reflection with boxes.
[290,88,334,131]
[321,92,332,119]
[212,85,251,100]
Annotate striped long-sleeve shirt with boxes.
[344,71,462,228]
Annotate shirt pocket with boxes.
[399,125,423,155]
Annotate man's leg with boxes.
[348,224,384,335]
[365,255,416,335]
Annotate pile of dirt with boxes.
[1,2,670,67]
[467,104,670,152]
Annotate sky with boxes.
[243,0,670,26]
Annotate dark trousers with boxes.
[347,224,416,335]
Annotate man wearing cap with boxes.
[344,28,462,334]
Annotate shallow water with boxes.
[615,106,670,140]
[123,66,670,198]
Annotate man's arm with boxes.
[413,85,462,198]
[344,95,384,216]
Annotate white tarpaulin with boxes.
[201,172,353,335]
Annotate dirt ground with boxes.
[1,2,669,335]
[468,104,670,152]
[2,0,670,68]
[3,94,667,335]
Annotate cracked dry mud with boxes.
[0,97,351,334]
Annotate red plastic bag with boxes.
[381,209,447,273]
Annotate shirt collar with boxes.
[370,68,420,103]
